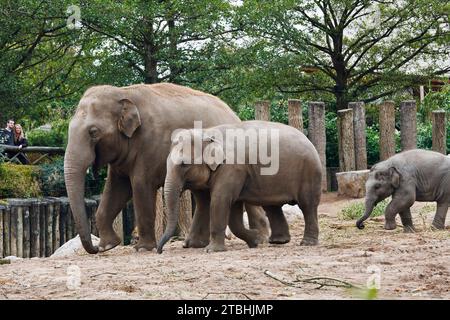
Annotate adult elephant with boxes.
[64,83,274,254]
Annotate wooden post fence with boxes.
[337,109,356,172]
[0,197,134,258]
[378,101,396,160]
[255,101,271,121]
[432,110,447,155]
[288,99,304,133]
[308,102,327,192]
[400,100,417,151]
[349,102,367,170]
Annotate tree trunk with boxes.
[378,101,396,161]
[337,109,356,172]
[308,102,327,192]
[400,100,417,151]
[255,101,271,121]
[432,110,447,155]
[349,102,367,170]
[288,99,304,133]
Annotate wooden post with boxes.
[178,190,193,239]
[400,100,417,151]
[338,109,356,172]
[3,206,10,257]
[0,205,4,258]
[45,199,53,257]
[349,102,367,170]
[59,198,69,245]
[155,188,165,242]
[255,101,271,121]
[39,199,47,257]
[122,200,135,245]
[30,200,41,257]
[84,199,98,237]
[22,201,31,258]
[52,198,61,251]
[288,99,304,133]
[10,204,18,257]
[378,101,396,160]
[308,102,327,192]
[432,110,447,155]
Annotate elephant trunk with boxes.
[64,149,98,254]
[356,198,377,230]
[157,171,183,254]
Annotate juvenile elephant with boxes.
[356,149,450,231]
[157,121,322,253]
[64,83,273,254]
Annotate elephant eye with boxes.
[374,183,381,190]
[89,127,100,138]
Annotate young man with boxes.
[1,119,16,160]
[3,119,15,145]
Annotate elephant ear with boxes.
[118,99,141,138]
[389,167,401,188]
[203,136,224,171]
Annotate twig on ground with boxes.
[0,259,11,265]
[264,270,360,290]
[202,292,252,300]
[264,270,301,288]
[90,272,118,278]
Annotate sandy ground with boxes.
[0,192,449,300]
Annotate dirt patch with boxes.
[0,192,448,300]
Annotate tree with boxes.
[0,0,99,123]
[79,0,240,85]
[239,0,450,111]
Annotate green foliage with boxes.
[366,125,380,165]
[27,119,69,147]
[0,164,42,198]
[38,157,107,197]
[340,199,389,221]
[419,85,450,122]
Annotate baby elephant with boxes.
[357,149,450,231]
[157,120,322,253]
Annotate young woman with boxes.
[14,124,30,164]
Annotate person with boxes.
[13,124,30,164]
[1,119,15,145]
[0,119,15,159]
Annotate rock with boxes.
[336,169,370,198]
[50,234,100,258]
[2,256,23,262]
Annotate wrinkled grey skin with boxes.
[64,83,272,254]
[357,149,450,231]
[158,121,322,253]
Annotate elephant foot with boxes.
[431,222,445,230]
[384,221,397,230]
[133,239,156,252]
[205,242,227,253]
[183,237,209,248]
[98,234,121,253]
[300,237,318,246]
[269,233,291,244]
[403,225,416,233]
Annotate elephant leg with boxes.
[205,194,230,253]
[184,190,210,248]
[399,208,415,233]
[263,206,290,244]
[132,181,157,252]
[229,201,260,248]
[244,204,270,244]
[97,168,132,252]
[298,202,319,246]
[432,202,448,230]
[384,192,415,230]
